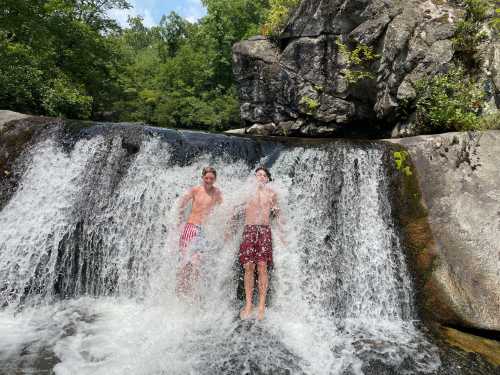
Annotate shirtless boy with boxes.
[176,166,222,296]
[239,167,285,320]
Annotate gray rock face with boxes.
[388,131,500,331]
[0,110,30,131]
[232,0,499,137]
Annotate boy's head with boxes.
[202,166,217,186]
[255,166,272,184]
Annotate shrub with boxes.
[261,0,300,37]
[41,77,93,119]
[299,96,319,114]
[492,7,500,31]
[453,0,492,67]
[479,111,500,129]
[335,38,379,84]
[414,67,485,133]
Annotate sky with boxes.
[108,0,207,27]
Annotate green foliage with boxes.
[0,0,128,118]
[462,0,491,20]
[492,7,500,30]
[335,38,379,84]
[112,0,267,131]
[414,67,485,133]
[393,151,413,177]
[0,0,268,130]
[41,77,93,119]
[261,0,300,36]
[453,0,494,67]
[479,111,500,129]
[299,96,320,114]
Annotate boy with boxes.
[176,166,222,296]
[239,166,285,320]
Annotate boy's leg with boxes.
[176,224,199,297]
[256,261,269,320]
[240,262,255,319]
[190,253,201,290]
[176,263,192,296]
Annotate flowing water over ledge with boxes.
[0,123,444,374]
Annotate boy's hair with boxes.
[255,166,272,181]
[202,166,217,178]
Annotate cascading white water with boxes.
[0,128,440,374]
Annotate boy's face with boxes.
[255,170,269,185]
[202,172,216,187]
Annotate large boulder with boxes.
[0,110,30,130]
[232,0,499,137]
[388,131,500,332]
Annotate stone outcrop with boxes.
[232,0,499,137]
[0,110,30,130]
[0,112,63,210]
[387,130,500,332]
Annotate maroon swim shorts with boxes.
[239,225,273,265]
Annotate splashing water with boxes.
[0,128,440,374]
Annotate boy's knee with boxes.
[257,262,267,273]
[244,262,255,272]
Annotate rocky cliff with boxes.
[388,130,500,335]
[232,0,499,137]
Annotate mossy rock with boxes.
[440,326,500,368]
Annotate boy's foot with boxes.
[257,307,265,321]
[240,305,253,320]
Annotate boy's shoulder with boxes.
[266,186,277,196]
[191,185,202,194]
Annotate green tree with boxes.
[157,12,190,58]
[112,1,267,131]
[0,0,129,118]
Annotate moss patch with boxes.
[441,326,500,367]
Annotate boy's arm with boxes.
[177,187,194,225]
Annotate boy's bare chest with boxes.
[247,192,272,208]
[193,191,215,207]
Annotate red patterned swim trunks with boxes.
[239,225,273,265]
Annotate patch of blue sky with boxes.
[108,0,207,27]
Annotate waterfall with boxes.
[0,125,440,374]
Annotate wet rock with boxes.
[247,122,277,136]
[0,113,63,210]
[224,128,246,135]
[388,130,500,332]
[440,326,500,367]
[0,110,30,130]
